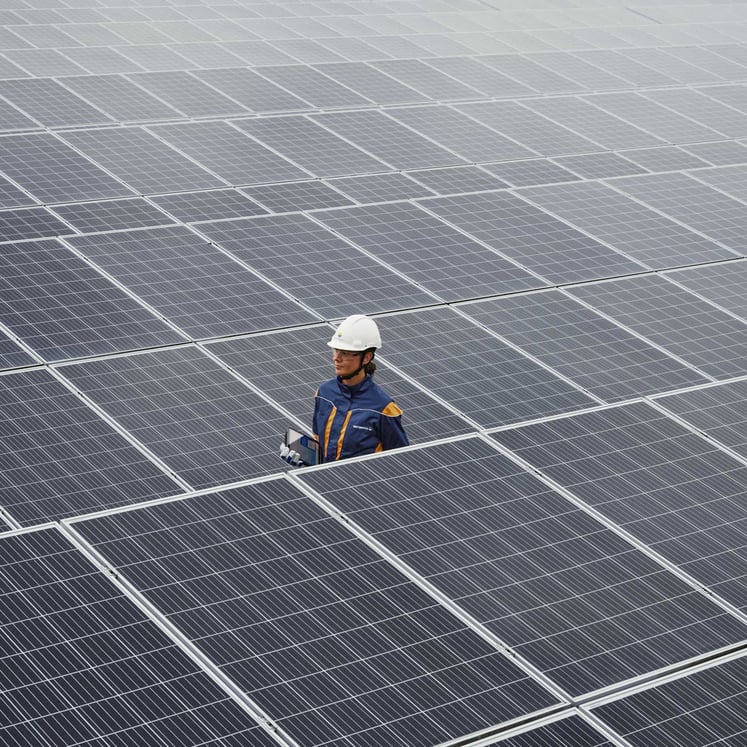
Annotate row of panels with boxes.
[5,47,747,128]
[2,430,745,745]
[3,313,747,526]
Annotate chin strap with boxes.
[339,350,374,380]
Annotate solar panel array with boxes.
[2,0,747,744]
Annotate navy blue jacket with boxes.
[313,375,409,462]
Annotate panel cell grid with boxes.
[386,104,536,163]
[477,54,580,94]
[0,206,70,242]
[0,77,114,128]
[298,437,746,696]
[192,67,309,112]
[582,92,722,144]
[492,400,747,613]
[551,152,648,179]
[149,189,268,223]
[67,226,318,338]
[60,346,292,488]
[0,238,186,361]
[197,213,437,317]
[370,307,594,427]
[522,96,662,150]
[460,292,708,402]
[419,190,643,285]
[687,164,747,202]
[207,326,476,444]
[74,481,559,746]
[316,201,544,302]
[325,172,435,202]
[459,101,600,157]
[520,181,734,269]
[568,274,747,379]
[482,714,613,746]
[234,115,388,178]
[312,109,466,170]
[592,656,747,747]
[256,64,372,108]
[313,61,430,106]
[60,126,226,195]
[612,172,747,253]
[241,180,353,213]
[61,73,182,123]
[426,56,536,98]
[0,133,135,205]
[0,528,277,746]
[149,120,309,186]
[682,141,747,166]
[668,259,747,321]
[480,159,579,187]
[370,58,484,101]
[50,197,175,233]
[655,378,747,460]
[405,165,508,195]
[0,368,181,525]
[125,70,252,118]
[616,146,709,173]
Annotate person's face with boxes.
[332,348,366,379]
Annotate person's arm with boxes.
[379,402,409,450]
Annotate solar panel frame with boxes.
[315,200,546,302]
[71,478,562,746]
[0,525,282,747]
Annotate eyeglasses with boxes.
[332,349,362,359]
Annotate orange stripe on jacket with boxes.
[335,411,352,460]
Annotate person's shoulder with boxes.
[367,378,398,405]
[316,377,338,396]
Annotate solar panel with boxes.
[149,189,267,223]
[0,238,186,361]
[475,54,579,94]
[196,212,438,317]
[653,378,747,460]
[591,655,747,746]
[0,133,135,205]
[682,141,747,166]
[0,527,278,746]
[67,226,318,338]
[574,49,680,88]
[0,206,70,242]
[73,479,560,746]
[58,346,291,489]
[458,291,708,402]
[315,201,544,301]
[0,77,113,128]
[0,368,182,525]
[254,64,373,108]
[298,437,745,696]
[480,159,579,187]
[522,96,662,150]
[59,126,226,195]
[233,115,388,178]
[149,120,310,186]
[567,274,747,379]
[206,325,476,443]
[481,713,614,746]
[419,189,643,284]
[50,197,175,234]
[405,165,508,195]
[311,109,466,169]
[610,172,747,254]
[60,73,183,123]
[458,101,600,157]
[425,56,535,97]
[125,70,252,117]
[519,181,734,269]
[241,180,354,213]
[492,400,747,615]
[325,172,436,202]
[666,260,747,321]
[369,307,595,426]
[369,58,484,100]
[528,51,632,90]
[550,152,648,179]
[385,104,536,163]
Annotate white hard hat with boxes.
[327,314,382,351]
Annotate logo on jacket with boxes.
[352,425,373,431]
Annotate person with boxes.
[280,314,409,465]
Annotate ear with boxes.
[362,350,373,366]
